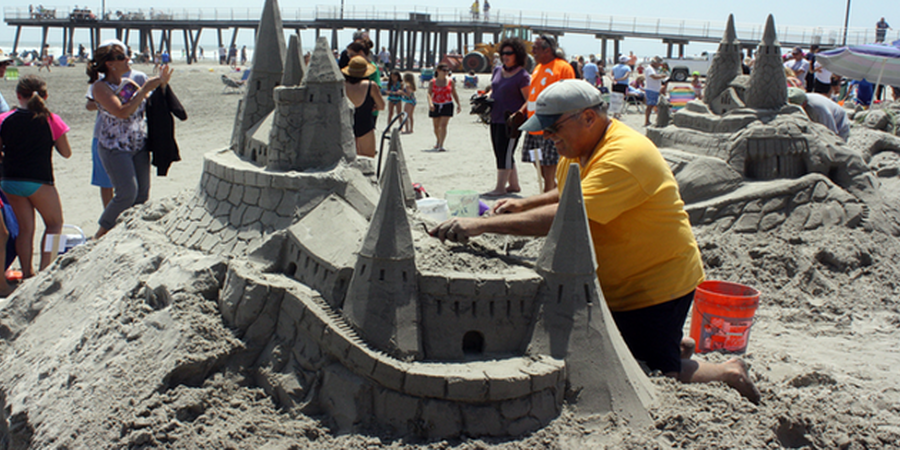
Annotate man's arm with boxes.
[491,188,559,215]
[429,203,559,244]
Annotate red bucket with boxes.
[689,280,759,354]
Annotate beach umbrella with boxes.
[816,44,900,90]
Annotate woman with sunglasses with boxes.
[483,37,530,196]
[427,63,461,152]
[86,42,172,239]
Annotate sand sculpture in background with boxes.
[645,14,896,235]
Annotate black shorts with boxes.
[610,290,694,374]
[813,79,831,94]
[612,84,628,94]
[429,102,454,118]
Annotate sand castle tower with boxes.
[528,163,655,423]
[381,128,417,208]
[266,37,356,171]
[282,34,306,87]
[342,152,422,359]
[231,0,285,157]
[704,15,742,107]
[744,15,787,110]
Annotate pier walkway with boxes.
[4,6,895,69]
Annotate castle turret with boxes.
[266,37,355,171]
[704,15,742,107]
[744,15,787,109]
[528,163,655,424]
[298,36,356,168]
[342,152,421,359]
[231,0,285,157]
[282,34,306,87]
[380,128,417,209]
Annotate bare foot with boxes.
[483,189,507,197]
[680,337,696,359]
[506,186,521,193]
[724,358,761,405]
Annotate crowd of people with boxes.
[0,39,176,288]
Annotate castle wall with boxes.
[685,173,865,233]
[164,149,378,256]
[418,270,541,360]
[281,237,353,307]
[220,263,565,438]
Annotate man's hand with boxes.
[428,217,481,244]
[490,197,527,215]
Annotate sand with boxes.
[0,60,899,449]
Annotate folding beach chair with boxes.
[221,74,243,94]
[420,67,434,87]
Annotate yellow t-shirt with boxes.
[556,119,704,312]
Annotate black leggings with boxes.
[490,123,518,170]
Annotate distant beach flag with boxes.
[668,85,695,111]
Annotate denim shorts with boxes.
[645,90,660,106]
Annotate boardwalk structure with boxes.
[4,6,895,68]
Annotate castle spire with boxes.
[380,128,417,209]
[282,34,306,87]
[231,0,285,156]
[529,163,655,423]
[703,14,743,106]
[342,152,421,359]
[745,14,787,109]
[303,36,345,85]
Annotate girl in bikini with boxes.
[0,75,72,277]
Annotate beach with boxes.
[0,59,899,448]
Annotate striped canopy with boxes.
[817,44,900,87]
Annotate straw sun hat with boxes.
[342,56,376,78]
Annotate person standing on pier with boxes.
[483,0,490,22]
[876,17,891,43]
[470,0,479,21]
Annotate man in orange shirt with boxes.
[516,35,575,192]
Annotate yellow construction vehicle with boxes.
[461,25,535,73]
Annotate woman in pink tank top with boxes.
[427,63,461,152]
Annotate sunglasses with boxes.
[111,54,128,61]
[500,51,515,56]
[543,112,580,135]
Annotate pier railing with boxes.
[4,5,895,47]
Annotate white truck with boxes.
[662,52,713,82]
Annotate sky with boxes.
[1,0,894,58]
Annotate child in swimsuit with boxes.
[386,71,403,125]
[0,75,72,278]
[402,73,417,134]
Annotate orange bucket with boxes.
[689,280,759,354]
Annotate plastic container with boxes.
[689,280,760,354]
[445,190,480,218]
[416,198,449,222]
[42,224,86,255]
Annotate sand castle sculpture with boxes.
[154,0,658,438]
[645,14,892,235]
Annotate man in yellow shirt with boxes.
[430,80,759,403]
